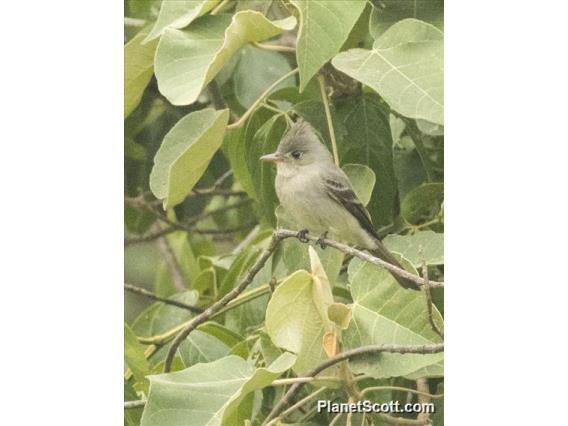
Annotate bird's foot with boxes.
[296,229,309,243]
[315,231,329,249]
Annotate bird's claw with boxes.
[316,231,328,249]
[296,229,309,243]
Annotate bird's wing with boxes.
[323,169,380,240]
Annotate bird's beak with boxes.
[260,152,283,163]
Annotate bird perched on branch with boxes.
[261,119,419,291]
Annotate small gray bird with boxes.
[260,119,419,290]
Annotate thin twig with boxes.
[361,385,443,399]
[192,188,247,197]
[124,227,177,246]
[416,377,432,423]
[124,283,204,314]
[262,343,444,425]
[318,74,340,166]
[227,68,299,130]
[163,235,284,372]
[253,41,296,53]
[264,387,328,426]
[156,225,186,291]
[124,400,146,409]
[274,229,443,288]
[422,259,444,339]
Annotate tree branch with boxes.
[318,74,340,166]
[274,229,443,288]
[262,343,444,425]
[163,234,284,372]
[253,41,296,53]
[124,400,146,409]
[156,224,186,292]
[124,283,204,314]
[422,259,444,339]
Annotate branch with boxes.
[262,343,444,425]
[137,283,273,346]
[253,41,296,53]
[318,74,340,166]
[274,229,443,288]
[163,235,284,371]
[124,283,204,314]
[422,259,444,339]
[227,68,299,130]
[124,400,146,409]
[264,387,327,426]
[155,227,186,292]
[416,377,432,423]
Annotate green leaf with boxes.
[149,108,229,209]
[251,115,288,226]
[154,12,296,105]
[144,0,220,42]
[197,322,245,349]
[233,45,296,108]
[223,108,273,200]
[343,257,444,378]
[124,29,158,118]
[400,183,444,225]
[342,164,375,207]
[369,0,444,39]
[132,290,199,337]
[332,18,444,125]
[141,353,296,426]
[178,330,230,367]
[327,303,352,330]
[291,0,367,91]
[124,322,150,384]
[266,248,336,373]
[383,230,444,267]
[339,95,396,226]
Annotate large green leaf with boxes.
[149,108,229,209]
[383,230,444,267]
[266,248,337,373]
[339,95,396,226]
[178,330,231,367]
[232,45,296,108]
[343,258,444,378]
[332,19,444,125]
[250,115,288,227]
[154,12,296,105]
[141,353,296,425]
[291,0,367,91]
[124,29,158,118]
[144,0,220,42]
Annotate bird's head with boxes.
[260,119,333,170]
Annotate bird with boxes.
[260,119,419,291]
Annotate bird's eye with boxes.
[291,150,302,159]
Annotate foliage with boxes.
[124,0,444,425]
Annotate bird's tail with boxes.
[370,240,420,291]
